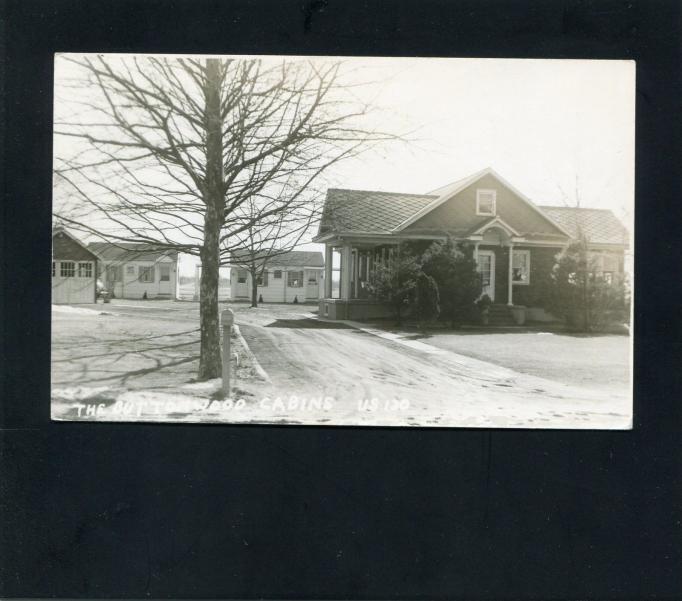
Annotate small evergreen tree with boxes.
[421,238,481,327]
[366,245,420,325]
[414,272,440,329]
[549,236,629,331]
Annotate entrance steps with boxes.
[487,303,516,326]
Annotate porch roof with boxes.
[316,189,437,237]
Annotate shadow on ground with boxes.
[265,318,352,329]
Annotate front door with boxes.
[477,250,495,301]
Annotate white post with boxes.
[507,243,514,306]
[221,309,234,397]
[324,245,333,298]
[193,264,201,301]
[353,250,359,299]
[474,242,480,265]
[341,244,352,300]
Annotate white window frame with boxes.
[236,269,247,284]
[77,262,92,278]
[138,265,155,283]
[287,270,304,288]
[126,265,135,275]
[60,261,75,278]
[512,249,531,285]
[159,263,171,282]
[476,189,497,216]
[273,270,282,279]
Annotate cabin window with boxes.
[287,270,303,288]
[603,272,614,285]
[78,262,92,278]
[126,265,135,275]
[159,264,171,282]
[107,265,122,282]
[237,269,247,284]
[257,271,268,287]
[273,270,282,279]
[512,250,530,284]
[139,266,154,283]
[308,273,317,284]
[60,261,75,277]
[476,189,496,216]
[52,261,56,277]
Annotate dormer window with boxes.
[476,189,497,216]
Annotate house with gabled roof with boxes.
[52,227,103,304]
[313,167,629,321]
[230,249,325,303]
[88,242,179,300]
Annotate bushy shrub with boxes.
[366,245,421,325]
[549,238,629,332]
[414,272,440,328]
[420,238,481,327]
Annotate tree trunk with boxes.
[250,269,258,307]
[198,214,221,379]
[198,58,224,380]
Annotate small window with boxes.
[237,269,247,284]
[139,266,154,283]
[78,262,92,278]
[476,189,496,216]
[60,261,75,277]
[52,261,56,277]
[287,270,303,288]
[126,265,135,275]
[159,264,171,282]
[107,265,122,282]
[512,250,530,284]
[257,271,269,287]
[308,274,317,284]
[603,272,614,285]
[273,270,282,279]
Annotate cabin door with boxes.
[477,250,495,301]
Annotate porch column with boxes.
[507,243,514,306]
[474,242,480,265]
[324,244,333,298]
[353,250,359,299]
[340,243,352,300]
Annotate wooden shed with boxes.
[52,228,100,304]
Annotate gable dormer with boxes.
[396,169,569,239]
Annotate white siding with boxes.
[230,266,324,303]
[52,260,96,304]
[102,257,177,299]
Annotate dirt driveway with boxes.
[51,301,631,428]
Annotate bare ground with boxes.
[51,301,631,428]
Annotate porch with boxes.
[318,225,535,321]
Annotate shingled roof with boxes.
[318,189,437,235]
[88,242,178,263]
[231,249,324,268]
[539,207,629,246]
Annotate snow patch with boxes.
[52,305,110,316]
[181,378,222,391]
[52,385,115,401]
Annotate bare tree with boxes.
[228,192,320,307]
[53,54,398,379]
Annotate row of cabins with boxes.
[51,228,325,304]
[52,168,629,318]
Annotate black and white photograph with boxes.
[51,53,634,428]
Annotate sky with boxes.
[54,54,636,276]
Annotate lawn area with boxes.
[418,330,630,392]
